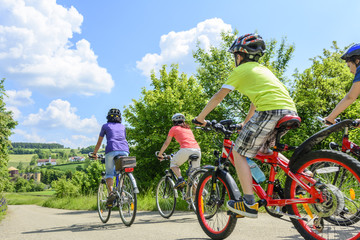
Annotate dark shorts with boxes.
[234,109,297,158]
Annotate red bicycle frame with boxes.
[221,138,324,207]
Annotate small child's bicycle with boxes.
[193,117,360,240]
[155,151,207,218]
[89,153,139,226]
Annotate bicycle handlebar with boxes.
[155,151,172,161]
[316,116,359,127]
[193,119,242,135]
[88,152,104,159]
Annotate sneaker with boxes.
[174,178,186,189]
[226,199,258,218]
[106,191,116,206]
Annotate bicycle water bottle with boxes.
[246,158,266,183]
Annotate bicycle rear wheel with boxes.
[195,171,237,240]
[156,176,176,218]
[97,178,111,223]
[285,150,360,240]
[118,173,137,226]
[189,169,207,213]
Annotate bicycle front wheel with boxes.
[156,176,176,218]
[97,179,111,223]
[196,171,237,240]
[285,150,360,240]
[118,172,137,226]
[189,169,207,213]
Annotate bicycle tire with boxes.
[195,171,237,240]
[285,150,360,240]
[97,179,111,223]
[188,169,207,213]
[156,176,176,218]
[118,173,137,226]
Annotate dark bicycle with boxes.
[155,151,207,218]
[89,153,138,226]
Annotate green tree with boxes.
[193,31,295,122]
[124,65,209,190]
[291,41,359,147]
[0,79,17,192]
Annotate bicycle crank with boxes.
[313,217,324,233]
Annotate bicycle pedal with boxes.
[227,210,243,218]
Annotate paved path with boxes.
[0,205,304,240]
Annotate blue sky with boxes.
[2,0,360,148]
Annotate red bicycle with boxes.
[194,116,360,240]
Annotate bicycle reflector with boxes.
[350,188,355,200]
[125,168,134,172]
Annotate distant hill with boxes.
[11,142,65,149]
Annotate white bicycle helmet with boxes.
[172,113,185,122]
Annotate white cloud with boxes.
[5,89,34,106]
[5,106,21,120]
[22,99,100,133]
[60,135,96,149]
[0,0,114,95]
[13,128,46,143]
[136,18,232,77]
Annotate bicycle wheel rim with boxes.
[197,173,234,235]
[156,177,176,218]
[286,151,360,240]
[118,173,137,226]
[97,181,111,223]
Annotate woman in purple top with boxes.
[93,108,129,204]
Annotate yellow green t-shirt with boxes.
[222,62,296,112]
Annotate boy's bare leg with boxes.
[232,150,253,195]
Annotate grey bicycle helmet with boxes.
[172,113,185,122]
[228,33,266,61]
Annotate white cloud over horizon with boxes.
[136,18,232,77]
[13,129,46,143]
[22,99,100,133]
[0,0,114,96]
[60,135,97,149]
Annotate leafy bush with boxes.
[52,176,80,198]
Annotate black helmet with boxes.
[341,43,360,61]
[228,33,266,61]
[107,108,121,123]
[108,108,121,117]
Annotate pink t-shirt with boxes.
[168,126,200,149]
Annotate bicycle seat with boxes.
[275,115,301,130]
[189,154,199,161]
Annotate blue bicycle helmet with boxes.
[341,43,360,60]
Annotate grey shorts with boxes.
[171,148,201,168]
[234,109,297,158]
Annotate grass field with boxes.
[52,162,87,172]
[4,191,56,205]
[8,154,35,168]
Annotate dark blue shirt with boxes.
[353,66,360,83]
[100,122,129,154]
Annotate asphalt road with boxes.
[0,205,304,240]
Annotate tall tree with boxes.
[291,41,358,147]
[124,65,211,190]
[0,79,17,192]
[193,31,295,122]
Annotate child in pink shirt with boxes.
[157,113,201,188]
